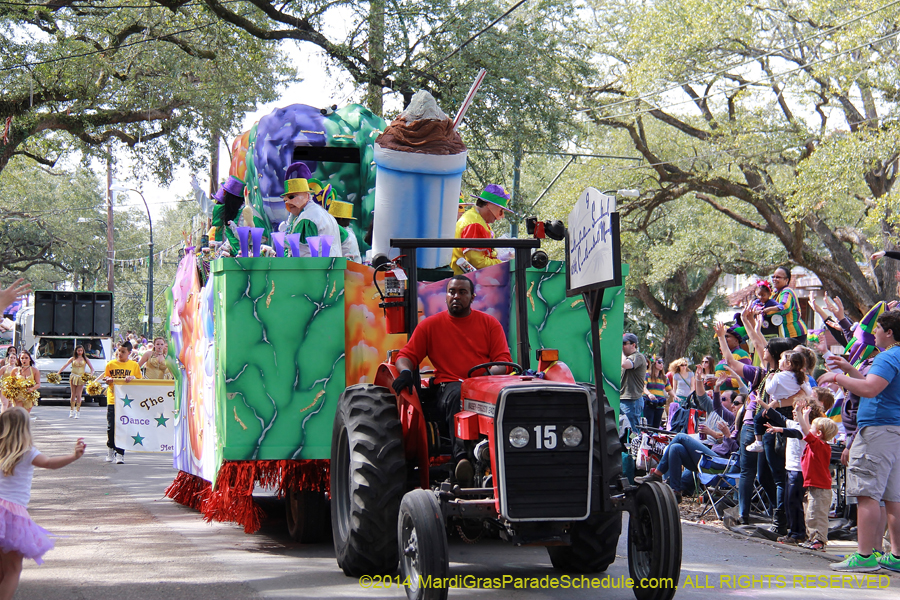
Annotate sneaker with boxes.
[830,552,881,572]
[878,552,900,573]
[745,441,764,453]
[635,469,663,484]
[105,448,115,462]
[115,454,124,465]
[68,410,74,418]
[74,412,79,419]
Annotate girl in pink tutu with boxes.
[0,407,85,598]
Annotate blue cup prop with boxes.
[286,233,302,257]
[271,232,286,257]
[307,235,334,258]
[250,227,264,257]
[236,227,251,257]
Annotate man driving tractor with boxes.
[391,275,510,486]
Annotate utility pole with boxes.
[510,141,522,237]
[106,155,114,292]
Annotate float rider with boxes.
[278,163,343,257]
[451,184,516,275]
[392,276,511,486]
[208,175,246,255]
[311,179,362,263]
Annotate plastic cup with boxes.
[271,232,286,257]
[236,227,251,257]
[286,233,301,257]
[250,228,264,257]
[371,144,467,268]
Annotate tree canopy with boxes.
[0,0,291,180]
[584,0,900,318]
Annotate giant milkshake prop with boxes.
[371,91,467,268]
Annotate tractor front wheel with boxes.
[627,481,682,600]
[398,489,449,600]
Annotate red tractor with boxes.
[329,238,682,600]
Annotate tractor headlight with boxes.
[562,426,583,447]
[509,427,530,448]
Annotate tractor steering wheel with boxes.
[467,362,524,378]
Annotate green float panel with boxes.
[212,257,347,461]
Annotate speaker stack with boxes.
[32,291,114,337]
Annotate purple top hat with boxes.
[286,162,313,181]
[221,175,245,197]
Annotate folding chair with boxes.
[696,453,741,521]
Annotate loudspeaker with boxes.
[93,293,113,336]
[33,291,54,336]
[53,292,75,336]
[74,293,94,336]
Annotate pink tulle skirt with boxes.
[0,498,54,563]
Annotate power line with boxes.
[432,0,530,67]
[581,0,900,116]
[587,28,900,124]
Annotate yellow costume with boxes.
[144,354,171,380]
[70,358,87,386]
[15,370,38,410]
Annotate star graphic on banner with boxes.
[131,433,145,446]
[121,395,134,407]
[155,414,169,427]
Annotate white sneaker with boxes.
[746,440,765,453]
[68,410,74,418]
[115,454,124,464]
[106,448,115,462]
[74,411,80,419]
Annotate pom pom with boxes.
[47,373,62,384]
[81,373,95,383]
[85,380,105,397]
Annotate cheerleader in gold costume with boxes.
[138,337,171,380]
[12,351,39,413]
[0,350,18,412]
[57,346,94,419]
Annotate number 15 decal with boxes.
[533,425,557,449]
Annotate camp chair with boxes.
[696,453,741,521]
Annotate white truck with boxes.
[14,306,113,405]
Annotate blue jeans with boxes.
[657,433,720,492]
[785,470,806,539]
[644,405,664,429]
[620,398,644,430]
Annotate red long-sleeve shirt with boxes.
[397,310,511,384]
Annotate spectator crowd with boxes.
[624,264,900,574]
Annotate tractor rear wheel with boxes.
[548,384,623,572]
[330,384,407,577]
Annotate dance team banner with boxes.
[114,381,177,453]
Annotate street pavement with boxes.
[18,406,899,599]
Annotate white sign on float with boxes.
[567,187,618,292]
[114,381,177,453]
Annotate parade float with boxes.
[163,97,629,539]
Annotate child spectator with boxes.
[765,399,825,544]
[0,408,85,596]
[750,279,784,337]
[798,407,839,550]
[746,351,811,452]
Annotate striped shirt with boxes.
[645,374,671,404]
[773,287,808,338]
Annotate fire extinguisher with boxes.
[375,261,407,334]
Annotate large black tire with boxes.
[548,384,623,572]
[627,481,682,600]
[398,490,449,600]
[330,384,406,576]
[285,488,328,543]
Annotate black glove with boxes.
[392,369,416,394]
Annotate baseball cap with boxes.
[623,333,638,345]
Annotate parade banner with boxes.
[114,380,177,453]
